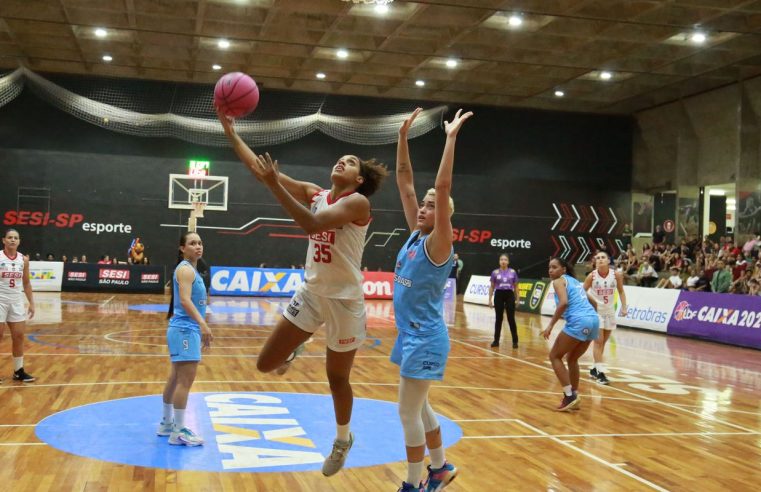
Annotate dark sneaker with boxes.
[398,482,425,492]
[589,367,598,380]
[425,462,458,491]
[512,341,519,349]
[490,341,499,348]
[13,368,35,382]
[556,393,579,412]
[596,372,610,385]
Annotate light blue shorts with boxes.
[390,330,450,381]
[167,324,201,363]
[562,315,600,342]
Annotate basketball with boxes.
[214,72,259,118]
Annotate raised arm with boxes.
[249,153,370,234]
[216,109,320,204]
[397,108,422,232]
[426,109,473,264]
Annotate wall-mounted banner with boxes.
[463,275,491,305]
[62,263,165,293]
[668,291,761,349]
[29,261,64,292]
[516,278,548,314]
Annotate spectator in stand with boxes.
[653,225,665,245]
[748,279,761,296]
[81,255,88,263]
[72,256,79,264]
[61,255,68,263]
[46,253,55,261]
[742,234,760,257]
[34,253,41,261]
[711,260,732,293]
[656,267,683,289]
[685,266,701,291]
[97,255,111,264]
[731,270,753,294]
[635,259,658,287]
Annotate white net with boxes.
[0,67,445,147]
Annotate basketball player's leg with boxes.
[7,319,34,382]
[422,396,458,491]
[549,332,582,410]
[256,316,312,373]
[168,361,204,445]
[398,376,431,488]
[158,363,178,436]
[567,340,593,393]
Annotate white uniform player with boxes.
[0,249,27,323]
[284,189,369,352]
[1,228,36,382]
[583,251,627,385]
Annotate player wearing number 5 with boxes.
[582,250,627,385]
[218,110,389,477]
[0,229,35,382]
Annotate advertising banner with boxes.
[516,278,548,314]
[617,286,679,333]
[62,263,165,293]
[668,291,761,349]
[463,275,491,305]
[29,261,64,292]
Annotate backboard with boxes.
[168,174,228,211]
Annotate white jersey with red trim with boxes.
[303,190,369,300]
[589,268,617,314]
[0,250,26,300]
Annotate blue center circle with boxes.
[35,392,462,472]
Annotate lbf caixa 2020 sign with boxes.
[669,291,761,349]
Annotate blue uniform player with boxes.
[543,257,599,411]
[393,107,472,492]
[158,232,213,446]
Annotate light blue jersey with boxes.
[170,260,207,329]
[555,274,599,342]
[167,261,207,362]
[393,231,452,336]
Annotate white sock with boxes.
[597,363,606,373]
[13,357,23,372]
[163,403,173,423]
[429,446,445,469]
[407,460,425,486]
[174,408,185,430]
[336,423,350,442]
[563,385,573,396]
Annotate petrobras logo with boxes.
[624,304,669,324]
[211,267,304,297]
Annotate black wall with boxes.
[0,78,633,279]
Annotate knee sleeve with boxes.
[421,400,439,433]
[398,377,432,447]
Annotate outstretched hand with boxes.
[399,107,423,137]
[216,107,236,137]
[246,152,280,186]
[444,108,473,137]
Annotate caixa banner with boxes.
[210,267,410,300]
[669,291,761,349]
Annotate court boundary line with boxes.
[450,338,757,434]
[514,419,669,492]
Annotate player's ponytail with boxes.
[167,232,193,319]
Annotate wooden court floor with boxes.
[1,292,760,491]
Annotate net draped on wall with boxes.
[0,67,446,147]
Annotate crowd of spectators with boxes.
[608,234,761,296]
[31,253,150,265]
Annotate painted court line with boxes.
[450,338,757,434]
[514,419,669,492]
[462,430,759,439]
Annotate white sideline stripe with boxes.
[453,418,519,422]
[514,419,669,492]
[449,338,757,434]
[0,443,46,446]
[6,352,496,360]
[462,430,759,439]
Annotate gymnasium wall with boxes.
[0,77,632,279]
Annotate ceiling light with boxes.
[727,198,737,205]
[691,32,707,44]
[316,72,326,79]
[554,90,564,97]
[102,55,113,62]
[336,49,349,59]
[212,64,222,70]
[445,58,458,68]
[599,71,612,80]
[708,189,726,196]
[508,15,523,27]
[415,80,425,87]
[374,4,389,14]
[727,205,737,211]
[94,28,107,38]
[218,39,230,49]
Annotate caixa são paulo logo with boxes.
[35,392,462,472]
[673,300,761,328]
[3,210,133,235]
[211,268,304,297]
